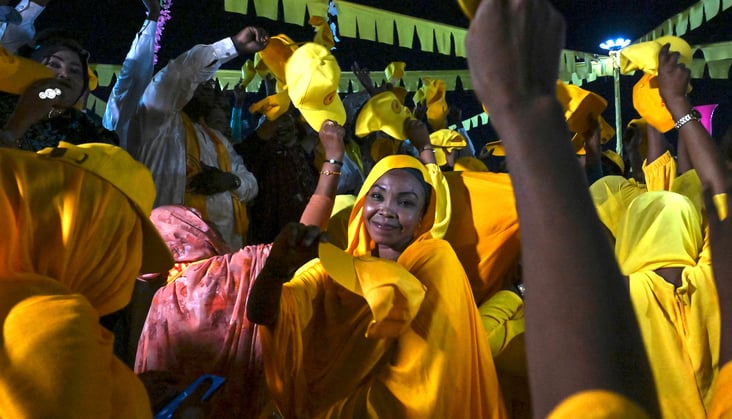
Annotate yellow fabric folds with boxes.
[616,191,702,274]
[615,191,720,417]
[444,171,520,304]
[548,390,651,418]
[0,148,151,417]
[590,176,647,238]
[259,154,505,418]
[642,150,677,192]
[182,113,249,244]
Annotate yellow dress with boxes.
[259,155,507,418]
[0,148,152,418]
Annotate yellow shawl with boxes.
[182,113,249,244]
[0,148,151,417]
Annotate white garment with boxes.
[113,32,257,249]
[102,20,157,152]
[0,0,44,53]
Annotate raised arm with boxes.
[140,26,268,115]
[465,0,658,416]
[658,43,726,195]
[102,0,159,152]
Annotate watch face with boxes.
[691,109,702,119]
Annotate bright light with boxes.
[600,37,631,51]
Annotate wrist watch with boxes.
[674,109,701,130]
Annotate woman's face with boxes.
[363,169,428,257]
[41,48,85,105]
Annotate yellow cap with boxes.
[556,80,608,137]
[632,73,674,133]
[429,129,467,166]
[620,35,693,75]
[248,90,291,121]
[37,142,174,274]
[285,42,346,132]
[384,61,406,82]
[258,34,299,83]
[423,78,448,130]
[355,90,413,140]
[309,16,335,49]
[483,140,505,157]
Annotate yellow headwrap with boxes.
[0,148,152,417]
[346,155,450,257]
[590,176,647,238]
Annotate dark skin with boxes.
[185,26,269,195]
[246,120,347,327]
[465,0,659,416]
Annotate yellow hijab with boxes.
[615,191,702,275]
[0,148,151,417]
[345,155,450,257]
[0,148,144,315]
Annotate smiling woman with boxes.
[246,154,507,418]
[0,29,118,150]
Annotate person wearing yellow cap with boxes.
[247,122,506,416]
[465,0,660,417]
[109,19,268,250]
[0,142,174,418]
[0,24,118,150]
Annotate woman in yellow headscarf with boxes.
[247,154,506,418]
[0,143,173,417]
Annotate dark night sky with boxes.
[32,0,732,145]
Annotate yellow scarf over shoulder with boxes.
[182,113,249,244]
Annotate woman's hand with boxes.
[319,120,346,161]
[3,78,76,139]
[265,223,324,281]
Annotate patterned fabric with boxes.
[0,91,118,151]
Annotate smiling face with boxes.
[41,48,86,106]
[363,169,429,260]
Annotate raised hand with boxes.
[319,120,346,160]
[657,43,692,119]
[3,78,76,140]
[142,0,160,20]
[233,27,269,55]
[465,0,565,119]
[265,223,324,280]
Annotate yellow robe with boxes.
[259,155,506,418]
[616,191,719,418]
[0,148,152,418]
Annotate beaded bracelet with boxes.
[321,170,342,176]
[324,158,344,167]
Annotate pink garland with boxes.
[153,0,173,64]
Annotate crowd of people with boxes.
[1,0,732,417]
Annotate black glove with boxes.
[187,162,241,195]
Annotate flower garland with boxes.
[154,0,173,64]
